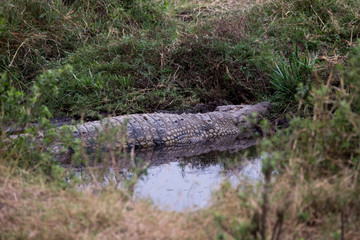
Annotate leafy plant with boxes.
[269,48,318,113]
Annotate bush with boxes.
[214,41,360,240]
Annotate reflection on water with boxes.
[70,133,264,211]
[135,157,262,211]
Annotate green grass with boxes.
[269,47,318,114]
[1,0,359,118]
[248,0,360,55]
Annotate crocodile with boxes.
[65,131,258,169]
[60,101,270,152]
[123,131,258,168]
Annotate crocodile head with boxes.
[215,101,271,127]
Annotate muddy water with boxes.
[72,133,263,211]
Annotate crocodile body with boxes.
[64,132,258,167]
[67,102,270,150]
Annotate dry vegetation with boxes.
[0,167,204,239]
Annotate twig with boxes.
[341,210,345,240]
[8,39,28,68]
[261,168,271,240]
[261,181,268,240]
[271,210,284,240]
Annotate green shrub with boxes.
[269,48,318,113]
[0,69,59,176]
[215,41,360,240]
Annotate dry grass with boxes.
[170,0,271,23]
[0,166,212,240]
[212,173,360,240]
[1,160,359,240]
[171,0,270,12]
[2,174,358,240]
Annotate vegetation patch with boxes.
[1,0,360,239]
[2,0,358,117]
